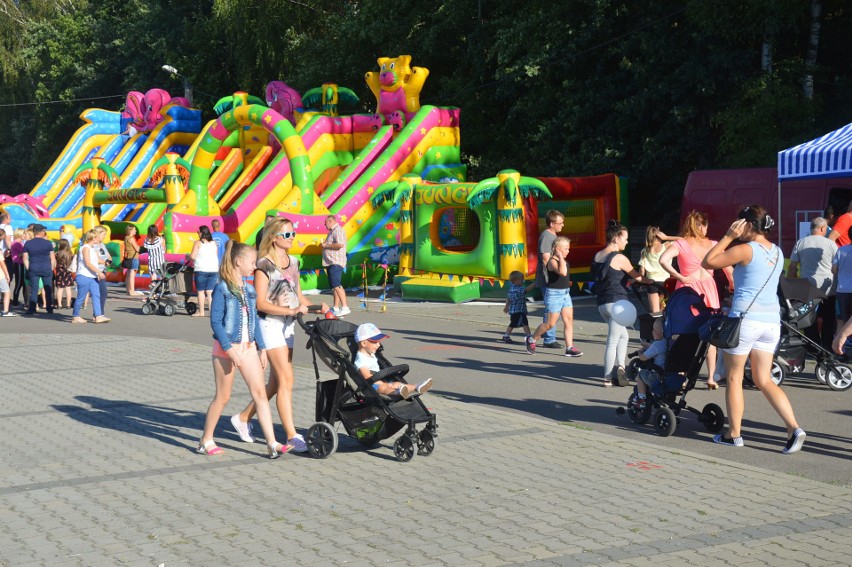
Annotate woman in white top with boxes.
[229,218,328,453]
[188,225,220,317]
[71,229,110,324]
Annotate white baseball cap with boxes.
[355,323,389,342]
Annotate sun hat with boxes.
[355,323,389,342]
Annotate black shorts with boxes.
[509,312,528,328]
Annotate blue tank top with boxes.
[731,242,783,323]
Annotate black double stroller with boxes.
[297,315,438,462]
[617,287,726,437]
[760,277,852,391]
[140,262,198,316]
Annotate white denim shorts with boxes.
[724,319,780,356]
[259,315,296,350]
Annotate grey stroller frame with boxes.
[141,262,198,316]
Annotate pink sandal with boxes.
[196,440,224,455]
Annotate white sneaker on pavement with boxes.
[230,415,255,443]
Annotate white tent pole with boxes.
[778,180,782,252]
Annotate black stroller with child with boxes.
[297,314,438,462]
[140,262,198,316]
[617,287,726,437]
[748,277,852,391]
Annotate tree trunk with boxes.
[761,21,773,73]
[803,0,822,100]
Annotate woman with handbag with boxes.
[123,225,142,296]
[702,205,806,454]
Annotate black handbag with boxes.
[704,314,743,349]
[701,246,780,349]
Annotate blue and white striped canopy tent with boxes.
[778,122,852,180]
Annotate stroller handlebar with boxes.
[295,306,325,331]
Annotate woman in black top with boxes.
[592,220,651,386]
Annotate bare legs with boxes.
[238,345,298,441]
[125,268,137,295]
[722,349,800,439]
[195,290,213,316]
[200,353,280,451]
[332,285,348,311]
[706,345,719,388]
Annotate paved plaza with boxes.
[0,291,851,566]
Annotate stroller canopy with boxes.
[663,288,714,337]
[778,277,827,303]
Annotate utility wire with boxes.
[0,94,125,108]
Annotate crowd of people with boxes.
[0,204,826,457]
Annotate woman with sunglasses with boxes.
[229,218,328,453]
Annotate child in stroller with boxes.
[618,287,726,437]
[297,315,438,462]
[629,317,667,410]
[763,277,852,391]
[355,323,433,399]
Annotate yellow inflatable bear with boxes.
[364,55,429,120]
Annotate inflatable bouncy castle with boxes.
[0,56,627,301]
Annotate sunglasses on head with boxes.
[277,231,297,239]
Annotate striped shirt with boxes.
[145,237,165,275]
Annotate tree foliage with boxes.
[1,0,852,227]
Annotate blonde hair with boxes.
[258,217,293,260]
[24,229,33,240]
[551,236,571,255]
[13,228,25,239]
[81,230,97,244]
[219,240,255,298]
[644,226,661,252]
[679,211,708,239]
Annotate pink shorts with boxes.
[212,341,257,359]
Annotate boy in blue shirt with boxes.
[502,271,533,343]
[634,317,667,408]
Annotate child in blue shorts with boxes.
[355,323,433,399]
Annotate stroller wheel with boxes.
[306,422,338,459]
[393,434,417,462]
[654,406,677,437]
[626,392,652,425]
[417,430,436,456]
[815,363,828,384]
[826,363,852,391]
[769,361,786,386]
[163,303,176,317]
[186,301,198,315]
[745,360,785,387]
[700,403,725,433]
[141,302,154,316]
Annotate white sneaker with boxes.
[416,378,433,395]
[230,415,255,443]
[337,306,351,317]
[288,433,308,453]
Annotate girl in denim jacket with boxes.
[198,241,289,458]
